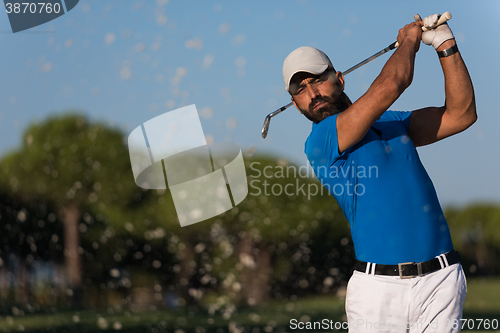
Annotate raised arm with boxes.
[336,22,422,153]
[408,14,477,147]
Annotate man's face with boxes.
[290,70,350,123]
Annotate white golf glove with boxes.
[420,13,454,50]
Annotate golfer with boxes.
[282,14,475,333]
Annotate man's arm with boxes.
[408,18,477,147]
[336,22,422,154]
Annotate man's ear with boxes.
[291,96,302,114]
[337,71,345,91]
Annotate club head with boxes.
[261,102,293,139]
[262,115,271,139]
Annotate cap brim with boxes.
[286,64,329,92]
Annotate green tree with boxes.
[445,204,500,275]
[0,114,137,304]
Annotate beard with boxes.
[301,92,351,124]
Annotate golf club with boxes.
[261,12,451,139]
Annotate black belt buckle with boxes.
[398,262,423,279]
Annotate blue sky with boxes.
[1,0,499,206]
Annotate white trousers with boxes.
[345,263,467,333]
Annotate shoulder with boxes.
[379,110,412,123]
[309,114,338,138]
[305,115,338,150]
[305,114,344,165]
[377,110,413,131]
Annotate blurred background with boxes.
[1,1,499,332]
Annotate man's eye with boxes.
[312,78,324,85]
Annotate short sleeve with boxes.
[387,110,412,131]
[304,114,344,168]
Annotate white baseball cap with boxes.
[283,46,334,92]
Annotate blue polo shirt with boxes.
[305,111,453,265]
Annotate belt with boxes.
[354,250,460,279]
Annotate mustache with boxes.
[308,95,335,113]
[301,92,350,124]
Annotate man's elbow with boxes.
[455,98,477,131]
[469,108,478,126]
[464,97,477,127]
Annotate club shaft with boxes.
[269,102,293,118]
[343,42,397,75]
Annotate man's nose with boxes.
[305,84,320,100]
